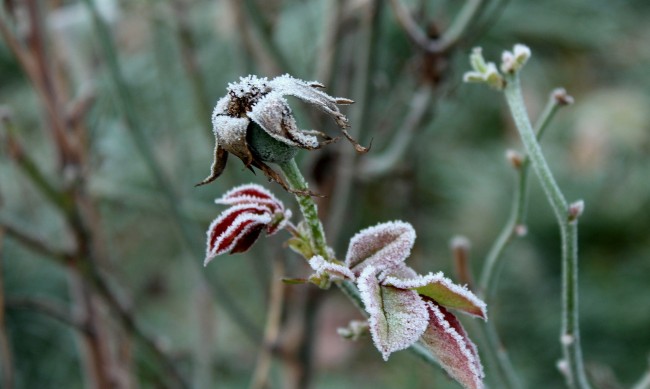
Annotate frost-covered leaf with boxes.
[384,272,487,319]
[345,221,416,274]
[357,266,428,360]
[216,183,284,213]
[420,302,484,389]
[308,255,355,281]
[205,204,272,265]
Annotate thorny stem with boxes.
[278,159,329,259]
[504,74,591,389]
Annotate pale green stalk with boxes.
[504,74,591,389]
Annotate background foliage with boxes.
[1,0,649,388]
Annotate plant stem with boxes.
[278,158,443,371]
[504,74,591,389]
[277,159,329,259]
[479,90,563,299]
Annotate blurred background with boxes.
[1,0,649,388]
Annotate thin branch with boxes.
[4,296,91,335]
[241,0,294,74]
[479,88,568,299]
[326,0,383,246]
[358,85,433,178]
[0,229,16,389]
[389,0,486,54]
[504,74,591,389]
[249,255,286,389]
[0,219,74,265]
[80,0,262,344]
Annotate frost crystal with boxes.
[308,255,355,281]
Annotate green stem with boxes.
[504,74,591,389]
[278,158,444,370]
[479,90,562,299]
[277,159,329,259]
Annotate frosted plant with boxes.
[348,221,487,389]
[204,183,291,265]
[196,74,367,192]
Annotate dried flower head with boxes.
[205,184,291,266]
[197,74,366,192]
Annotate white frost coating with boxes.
[345,221,416,273]
[216,183,283,210]
[248,92,319,148]
[424,302,484,389]
[358,266,429,361]
[205,204,272,264]
[213,115,249,147]
[227,75,270,98]
[383,271,487,319]
[308,255,355,281]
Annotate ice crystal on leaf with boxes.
[308,255,355,283]
[347,221,486,389]
[421,302,485,389]
[197,74,366,193]
[205,184,290,265]
[345,221,416,275]
[358,266,429,361]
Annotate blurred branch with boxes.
[0,229,16,389]
[170,0,212,138]
[389,0,486,54]
[327,0,383,245]
[241,0,294,74]
[4,296,91,335]
[0,114,72,214]
[0,219,74,265]
[358,85,433,178]
[249,255,285,389]
[81,0,262,344]
[315,0,344,86]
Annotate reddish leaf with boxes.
[420,301,484,389]
[205,204,272,265]
[216,183,285,214]
[358,266,429,360]
[345,221,416,274]
[384,272,487,319]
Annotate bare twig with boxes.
[389,0,486,54]
[249,255,286,389]
[326,0,383,246]
[0,228,16,389]
[4,295,90,335]
[358,85,433,178]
